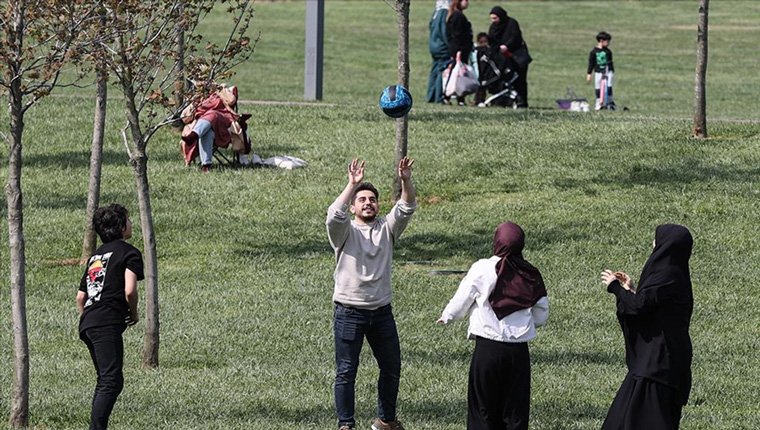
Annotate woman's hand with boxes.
[601,269,617,286]
[601,269,635,292]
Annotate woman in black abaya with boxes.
[488,6,530,108]
[445,0,473,106]
[600,224,694,429]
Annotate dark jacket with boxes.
[488,8,526,54]
[446,10,472,61]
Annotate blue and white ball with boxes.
[379,84,413,118]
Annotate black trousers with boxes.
[505,59,529,108]
[602,373,683,430]
[81,324,126,430]
[467,337,531,430]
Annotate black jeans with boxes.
[81,324,126,430]
[334,303,401,428]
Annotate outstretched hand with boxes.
[348,159,365,185]
[398,157,415,181]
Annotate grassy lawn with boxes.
[1,1,759,429]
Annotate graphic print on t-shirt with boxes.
[595,51,608,71]
[85,252,113,308]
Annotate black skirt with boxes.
[467,336,530,430]
[602,373,683,430]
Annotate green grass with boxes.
[1,1,760,429]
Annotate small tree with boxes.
[80,4,109,262]
[0,1,94,426]
[93,0,256,368]
[693,0,709,138]
[387,0,411,201]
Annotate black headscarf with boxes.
[638,224,693,292]
[488,222,547,320]
[487,6,509,44]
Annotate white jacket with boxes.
[439,256,549,342]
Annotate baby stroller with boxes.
[475,45,521,108]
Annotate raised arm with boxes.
[327,159,365,249]
[333,159,365,207]
[398,157,416,204]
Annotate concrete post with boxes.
[305,0,324,100]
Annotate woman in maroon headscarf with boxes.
[600,224,694,429]
[438,222,549,430]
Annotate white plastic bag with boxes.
[443,51,478,97]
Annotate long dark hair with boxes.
[447,0,465,21]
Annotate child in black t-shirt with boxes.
[77,204,144,430]
[586,31,616,110]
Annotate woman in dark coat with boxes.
[600,224,694,429]
[488,6,530,108]
[445,0,472,105]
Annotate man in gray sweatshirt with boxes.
[326,157,417,430]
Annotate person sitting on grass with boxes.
[77,204,144,430]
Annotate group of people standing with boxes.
[75,160,694,430]
[325,157,694,430]
[427,1,531,108]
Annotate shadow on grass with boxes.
[233,220,591,265]
[23,148,181,169]
[555,157,760,190]
[27,189,136,211]
[353,107,580,124]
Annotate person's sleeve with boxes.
[608,280,674,315]
[126,248,145,281]
[587,50,595,74]
[326,201,351,250]
[79,268,88,292]
[439,262,485,322]
[504,19,524,53]
[608,50,614,72]
[385,199,417,241]
[532,296,549,327]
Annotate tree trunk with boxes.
[120,75,160,368]
[393,0,410,202]
[7,82,30,430]
[6,1,30,426]
[132,151,160,368]
[81,65,108,262]
[693,0,709,138]
[173,1,186,111]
